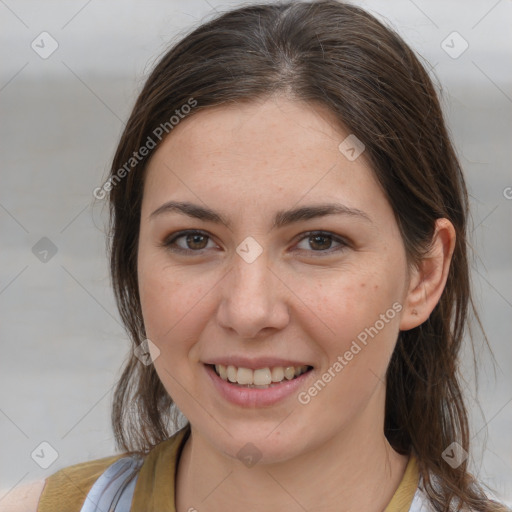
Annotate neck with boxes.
[175,390,409,512]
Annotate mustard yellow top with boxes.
[38,426,420,511]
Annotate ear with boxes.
[399,218,456,331]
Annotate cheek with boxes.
[300,269,404,392]
[137,256,219,354]
[297,275,403,414]
[140,274,189,339]
[305,271,402,339]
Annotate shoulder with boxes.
[39,453,132,512]
[1,426,191,512]
[0,453,130,512]
[0,479,46,512]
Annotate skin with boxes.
[137,96,455,512]
[0,480,45,512]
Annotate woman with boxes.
[7,1,508,511]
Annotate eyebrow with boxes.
[149,201,372,229]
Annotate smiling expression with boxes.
[137,96,414,462]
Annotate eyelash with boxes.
[160,229,348,256]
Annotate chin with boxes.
[201,419,312,466]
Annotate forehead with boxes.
[141,97,387,220]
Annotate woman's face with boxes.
[137,97,414,463]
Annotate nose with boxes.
[216,251,290,339]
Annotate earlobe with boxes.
[399,218,456,331]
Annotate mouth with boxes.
[208,363,313,389]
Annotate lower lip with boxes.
[204,364,313,407]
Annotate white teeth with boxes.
[217,364,227,380]
[213,364,309,386]
[284,366,296,380]
[236,367,253,385]
[253,368,272,386]
[271,366,284,382]
[226,365,237,383]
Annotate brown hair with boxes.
[107,1,503,510]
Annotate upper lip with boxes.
[203,356,313,370]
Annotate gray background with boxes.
[0,0,511,505]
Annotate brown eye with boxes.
[308,234,333,251]
[295,231,347,255]
[184,233,209,250]
[163,230,216,253]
